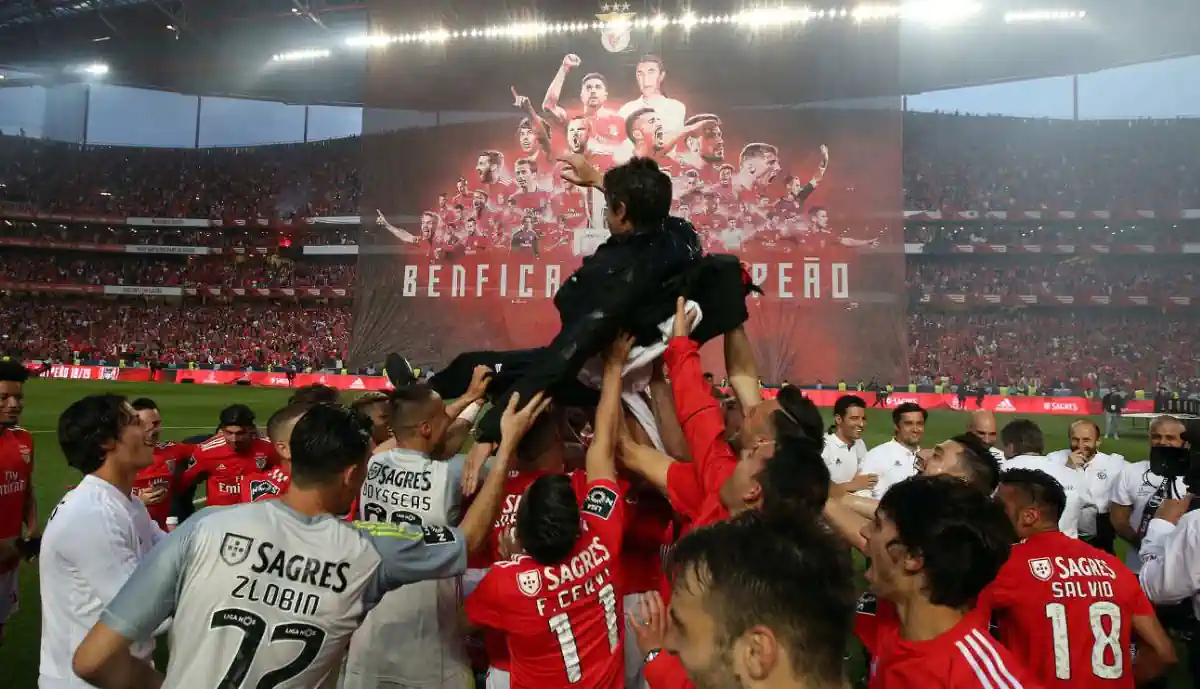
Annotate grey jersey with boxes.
[344,451,471,684]
[100,500,466,689]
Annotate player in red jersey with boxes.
[453,176,473,208]
[624,109,716,165]
[542,55,625,149]
[563,115,621,174]
[855,475,1043,689]
[476,150,517,204]
[978,469,1175,688]
[511,158,552,218]
[129,398,194,530]
[466,334,632,689]
[671,114,724,185]
[553,183,590,231]
[0,361,35,644]
[511,214,540,256]
[234,402,310,504]
[178,403,278,509]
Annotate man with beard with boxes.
[711,164,738,208]
[511,158,551,219]
[965,409,1008,465]
[1046,419,1123,552]
[452,177,472,208]
[858,403,927,500]
[643,513,854,689]
[622,108,715,165]
[732,143,782,206]
[566,115,620,172]
[542,55,625,151]
[618,54,687,134]
[671,114,724,184]
[475,150,516,203]
[0,360,34,645]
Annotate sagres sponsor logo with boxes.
[1028,557,1054,582]
[518,569,543,597]
[220,533,255,566]
[995,398,1016,411]
[1043,400,1079,412]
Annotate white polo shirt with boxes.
[821,433,867,484]
[1140,510,1200,621]
[860,439,919,500]
[39,474,165,688]
[1001,454,1083,539]
[1110,460,1188,573]
[1046,449,1124,538]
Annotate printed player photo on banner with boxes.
[352,5,906,383]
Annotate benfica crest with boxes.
[597,2,635,53]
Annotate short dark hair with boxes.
[809,205,827,217]
[288,404,371,487]
[623,107,656,143]
[268,403,313,442]
[218,404,256,429]
[738,142,778,165]
[602,157,672,228]
[684,113,720,128]
[1000,468,1067,522]
[517,473,581,564]
[580,72,607,87]
[878,475,1015,609]
[58,394,132,475]
[515,157,538,173]
[288,384,340,406]
[480,150,502,166]
[947,433,1001,494]
[758,435,830,521]
[774,386,824,442]
[892,403,927,426]
[667,512,854,685]
[130,397,158,411]
[833,395,867,420]
[387,384,441,439]
[637,53,665,69]
[1000,419,1044,456]
[0,360,30,384]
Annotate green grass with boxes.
[0,380,1189,685]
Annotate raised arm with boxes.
[722,324,763,410]
[588,334,632,483]
[541,54,580,126]
[376,209,419,244]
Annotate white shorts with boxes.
[0,568,18,625]
[623,592,650,689]
[485,667,509,689]
[340,671,470,689]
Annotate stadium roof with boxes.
[0,0,1196,106]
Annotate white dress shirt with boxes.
[1139,510,1200,621]
[1001,454,1082,539]
[860,439,919,500]
[618,95,687,134]
[821,433,867,485]
[1110,460,1188,573]
[1046,449,1124,538]
[39,474,165,688]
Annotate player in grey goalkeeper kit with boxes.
[71,395,551,689]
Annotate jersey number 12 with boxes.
[548,583,620,683]
[210,607,326,688]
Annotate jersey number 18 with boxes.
[1045,601,1123,680]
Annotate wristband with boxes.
[644,648,662,663]
[457,400,483,423]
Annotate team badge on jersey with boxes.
[255,456,267,470]
[422,524,456,545]
[220,533,255,566]
[1028,557,1054,581]
[19,444,30,464]
[582,486,618,520]
[249,479,280,502]
[517,569,543,597]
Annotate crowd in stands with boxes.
[0,253,355,289]
[3,115,1200,221]
[0,299,349,370]
[908,260,1199,296]
[904,220,1193,245]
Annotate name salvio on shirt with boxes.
[1031,555,1120,599]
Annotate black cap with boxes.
[219,404,256,428]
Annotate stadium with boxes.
[0,0,1198,686]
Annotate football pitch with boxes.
[0,379,1190,685]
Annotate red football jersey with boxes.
[181,435,278,507]
[619,487,673,595]
[466,478,626,689]
[133,441,195,528]
[553,191,590,230]
[563,106,626,147]
[511,190,552,217]
[857,596,1044,689]
[977,530,1152,689]
[0,426,33,568]
[236,465,291,503]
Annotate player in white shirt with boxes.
[617,54,686,134]
[859,403,927,500]
[821,395,872,492]
[39,394,167,689]
[1045,419,1123,551]
[342,384,479,689]
[998,419,1082,538]
[1109,414,1188,573]
[72,396,552,689]
[964,409,1007,465]
[1138,492,1200,688]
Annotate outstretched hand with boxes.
[557,152,603,189]
[499,391,553,450]
[671,296,697,340]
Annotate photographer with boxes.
[1137,422,1200,689]
[1109,415,1188,574]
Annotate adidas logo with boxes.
[995,398,1015,412]
[350,378,365,390]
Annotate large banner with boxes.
[351,8,905,382]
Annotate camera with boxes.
[1149,421,1200,496]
